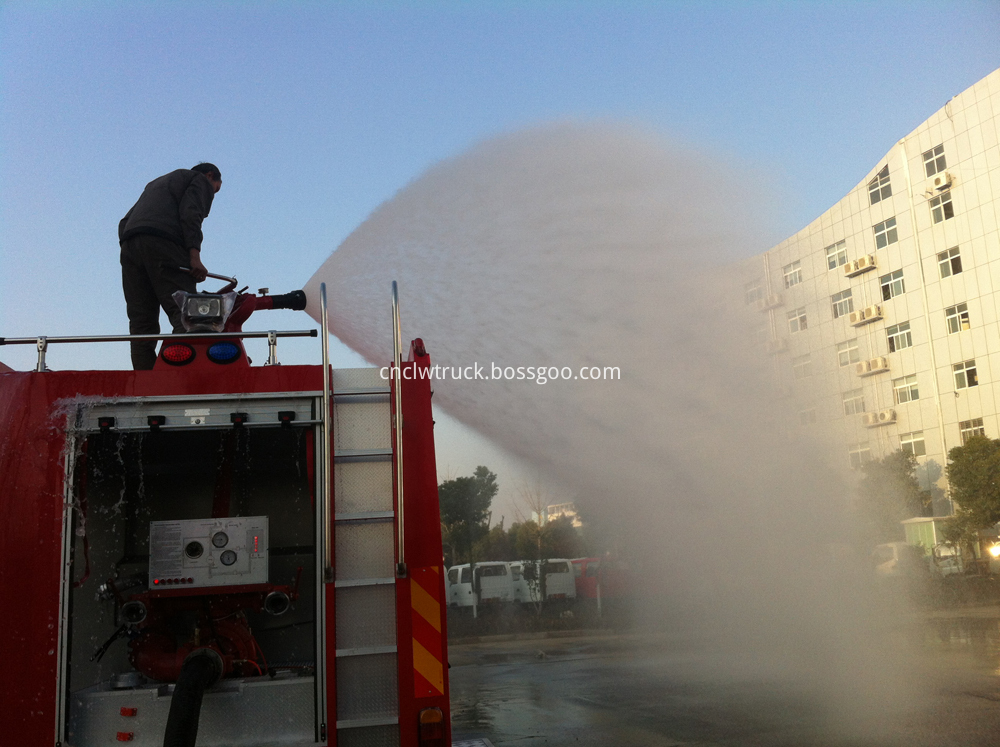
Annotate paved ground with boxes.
[448,610,1000,746]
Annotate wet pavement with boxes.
[448,612,1000,746]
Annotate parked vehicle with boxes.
[541,559,576,601]
[872,541,933,577]
[507,559,577,606]
[572,557,631,600]
[509,561,537,605]
[447,561,514,607]
[932,543,965,576]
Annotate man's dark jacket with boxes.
[119,169,215,251]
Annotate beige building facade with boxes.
[746,68,1000,513]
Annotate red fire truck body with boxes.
[0,299,450,746]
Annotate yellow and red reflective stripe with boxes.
[410,566,444,696]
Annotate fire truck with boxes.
[0,281,452,747]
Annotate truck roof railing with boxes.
[0,329,318,372]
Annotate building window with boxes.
[831,289,854,319]
[848,442,871,470]
[873,217,899,249]
[900,431,926,457]
[843,389,865,416]
[930,191,954,223]
[826,240,848,270]
[744,278,763,305]
[945,303,970,334]
[787,307,807,333]
[880,269,904,301]
[938,247,962,278]
[893,374,919,404]
[837,339,860,367]
[923,144,947,178]
[792,354,812,379]
[960,418,985,444]
[782,261,802,288]
[868,165,892,205]
[886,321,912,352]
[799,409,817,425]
[954,360,978,389]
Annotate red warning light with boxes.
[254,535,259,553]
[120,707,137,717]
[153,578,160,585]
[160,343,195,365]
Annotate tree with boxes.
[513,482,549,525]
[438,466,499,564]
[509,520,542,561]
[855,450,931,544]
[472,522,514,561]
[946,435,1000,542]
[541,515,581,559]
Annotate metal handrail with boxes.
[0,329,318,373]
[0,330,317,345]
[392,281,406,578]
[320,284,334,584]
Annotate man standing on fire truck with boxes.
[119,163,222,370]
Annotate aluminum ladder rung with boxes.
[334,577,396,588]
[335,511,394,524]
[336,716,399,730]
[333,387,390,396]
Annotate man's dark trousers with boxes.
[120,234,196,370]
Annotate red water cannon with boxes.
[155,271,308,371]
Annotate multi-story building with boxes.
[745,68,1000,514]
[545,502,582,529]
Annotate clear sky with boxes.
[1,1,998,516]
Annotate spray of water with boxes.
[305,124,918,738]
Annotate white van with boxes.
[509,561,539,605]
[447,562,514,607]
[508,559,576,604]
[540,559,576,601]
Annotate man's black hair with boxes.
[192,162,221,181]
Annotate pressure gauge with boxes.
[212,531,229,548]
[220,550,237,566]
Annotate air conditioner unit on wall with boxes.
[932,172,953,191]
[856,360,872,376]
[869,357,889,373]
[864,305,883,322]
[878,409,896,424]
[849,309,866,326]
[862,412,879,427]
[845,255,877,278]
[757,294,783,312]
[856,255,876,272]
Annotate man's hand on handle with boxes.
[187,249,208,282]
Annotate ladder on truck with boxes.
[331,366,402,746]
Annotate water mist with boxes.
[305,124,919,740]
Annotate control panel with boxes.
[149,516,268,588]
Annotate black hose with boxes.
[268,290,307,311]
[163,649,223,747]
